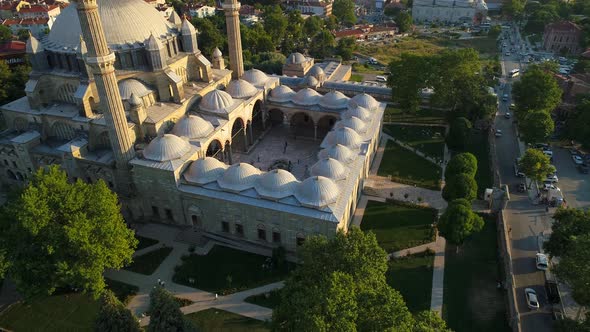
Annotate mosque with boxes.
[0,0,384,252]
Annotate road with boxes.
[496,25,554,332]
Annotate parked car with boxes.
[578,164,589,174]
[509,103,516,110]
[504,112,511,119]
[514,164,525,177]
[573,155,584,165]
[569,148,579,155]
[502,94,508,101]
[543,181,555,191]
[546,174,558,183]
[495,129,503,137]
[525,288,540,310]
[536,253,549,270]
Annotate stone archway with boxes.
[230,118,247,152]
[206,139,223,161]
[290,112,315,139]
[267,108,284,126]
[316,115,338,140]
[251,100,264,139]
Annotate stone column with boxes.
[223,0,244,79]
[243,132,248,151]
[314,125,318,141]
[248,124,254,145]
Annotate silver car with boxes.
[525,288,540,310]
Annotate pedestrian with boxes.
[215,293,218,300]
[162,281,165,288]
[545,205,549,212]
[157,278,161,285]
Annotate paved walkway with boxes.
[429,236,446,315]
[364,177,448,211]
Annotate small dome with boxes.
[319,91,349,110]
[318,144,357,163]
[226,79,258,99]
[218,163,261,192]
[212,47,222,58]
[184,157,227,185]
[269,85,295,103]
[295,176,340,208]
[129,93,143,107]
[345,101,372,121]
[307,65,325,79]
[181,18,197,35]
[119,79,152,100]
[255,169,299,200]
[200,89,234,114]
[143,134,191,162]
[243,69,269,86]
[172,115,214,139]
[310,158,348,180]
[336,115,367,133]
[302,75,319,87]
[292,88,321,106]
[350,93,379,111]
[287,52,306,64]
[322,127,363,149]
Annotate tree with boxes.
[0,25,11,43]
[446,117,472,151]
[16,29,30,41]
[544,208,590,258]
[95,289,141,332]
[303,15,324,39]
[445,152,478,179]
[518,148,556,187]
[324,15,339,31]
[568,100,590,149]
[193,17,226,56]
[396,11,413,33]
[309,30,335,59]
[272,228,415,331]
[335,37,356,61]
[332,0,357,26]
[388,53,434,113]
[413,310,453,332]
[554,234,590,305]
[555,314,590,332]
[262,5,288,42]
[512,66,562,114]
[519,111,554,144]
[442,173,477,202]
[504,0,526,19]
[438,199,484,245]
[0,166,137,299]
[148,287,195,332]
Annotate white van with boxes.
[376,75,387,82]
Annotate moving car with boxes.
[509,103,516,110]
[495,129,503,137]
[525,288,540,310]
[504,112,511,119]
[536,253,549,270]
[502,94,508,101]
[573,155,584,165]
[518,183,526,192]
[505,52,511,56]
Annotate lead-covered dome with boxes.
[310,158,348,181]
[350,93,379,111]
[318,144,357,163]
[308,65,325,80]
[243,69,269,86]
[302,75,319,87]
[184,157,227,185]
[200,89,234,114]
[292,88,321,106]
[287,52,306,64]
[218,163,261,192]
[143,134,191,162]
[226,79,258,99]
[255,169,299,200]
[295,176,340,208]
[322,127,363,149]
[119,79,152,100]
[336,115,367,133]
[345,101,372,121]
[319,91,349,110]
[172,115,214,139]
[269,85,295,103]
[47,0,174,50]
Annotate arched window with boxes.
[272,228,281,244]
[257,224,267,241]
[296,233,305,246]
[191,215,200,226]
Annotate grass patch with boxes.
[0,293,99,332]
[349,73,363,82]
[387,251,435,313]
[377,140,442,190]
[360,201,436,253]
[464,130,493,196]
[186,308,270,331]
[173,245,294,295]
[443,214,510,332]
[383,124,446,161]
[358,36,445,65]
[244,289,282,309]
[104,278,138,305]
[125,246,173,275]
[351,62,386,74]
[135,235,159,250]
[436,36,499,56]
[384,107,448,125]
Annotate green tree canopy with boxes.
[388,53,434,112]
[332,0,357,26]
[335,37,357,61]
[446,117,472,151]
[568,99,590,149]
[0,166,137,299]
[413,310,453,332]
[519,111,555,144]
[303,15,324,38]
[0,25,11,43]
[442,173,478,202]
[262,5,288,42]
[446,152,478,179]
[518,148,555,186]
[512,66,562,114]
[438,199,484,245]
[396,11,413,33]
[193,17,226,56]
[545,208,590,258]
[95,289,141,332]
[148,287,195,332]
[309,30,335,59]
[504,0,526,19]
[554,234,590,305]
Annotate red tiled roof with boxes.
[333,29,365,38]
[0,40,25,53]
[19,4,59,13]
[2,17,49,26]
[546,21,581,33]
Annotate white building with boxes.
[412,0,488,24]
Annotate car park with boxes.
[525,288,540,310]
[536,253,549,270]
[573,155,584,165]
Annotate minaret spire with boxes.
[223,0,244,79]
[73,0,135,194]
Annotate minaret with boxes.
[74,0,135,194]
[223,0,244,79]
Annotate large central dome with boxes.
[47,0,174,50]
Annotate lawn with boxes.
[244,289,282,309]
[135,234,159,250]
[125,246,173,275]
[384,107,448,125]
[464,129,493,196]
[105,278,139,305]
[386,252,435,313]
[173,245,295,295]
[436,35,499,56]
[358,36,445,65]
[349,73,363,82]
[443,214,510,332]
[0,293,99,332]
[186,308,270,331]
[383,124,446,161]
[360,201,437,253]
[377,140,442,190]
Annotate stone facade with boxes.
[412,0,487,24]
[543,21,582,55]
